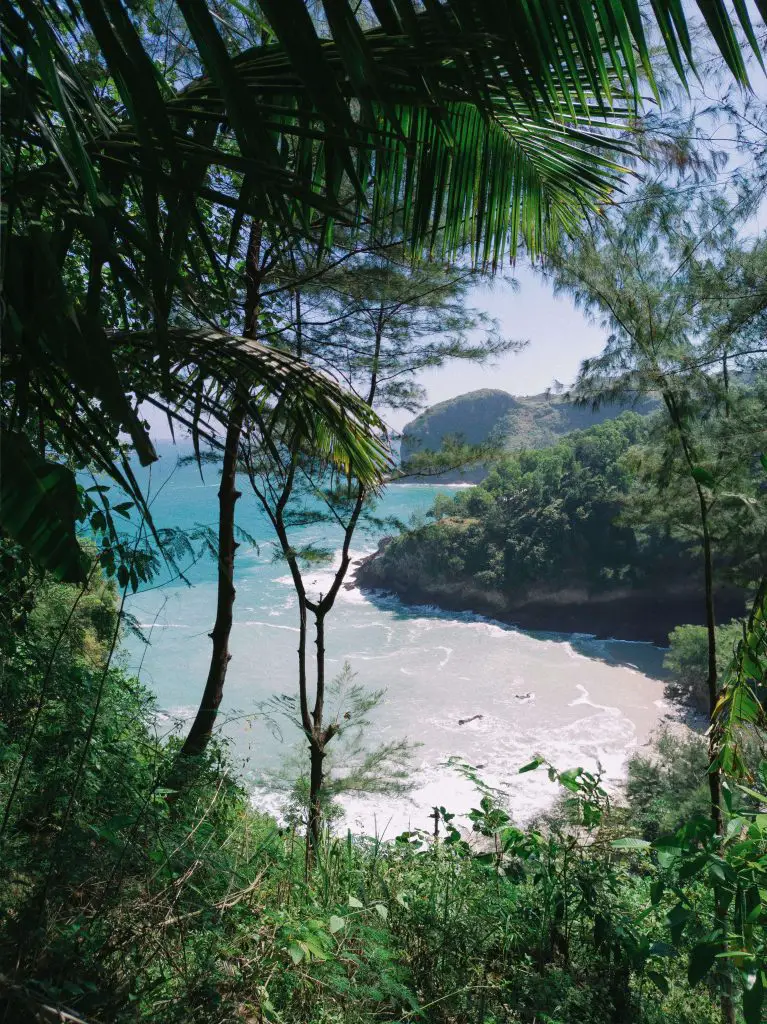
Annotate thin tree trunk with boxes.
[699,498,723,834]
[303,313,382,842]
[308,736,325,851]
[308,612,328,848]
[663,391,725,831]
[698,494,736,1024]
[179,403,245,757]
[665,389,734,1024]
[179,220,263,759]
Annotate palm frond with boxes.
[2,0,764,581]
[119,326,392,490]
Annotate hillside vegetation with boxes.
[361,414,749,641]
[399,389,657,480]
[1,560,765,1024]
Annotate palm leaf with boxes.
[2,0,763,579]
[118,327,392,489]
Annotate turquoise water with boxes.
[123,442,668,834]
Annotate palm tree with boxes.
[2,0,763,581]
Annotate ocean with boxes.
[122,442,669,836]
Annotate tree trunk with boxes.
[179,219,263,760]
[698,491,736,1024]
[179,403,244,758]
[662,390,734,1024]
[699,497,723,833]
[308,737,325,851]
[307,610,327,850]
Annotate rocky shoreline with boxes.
[350,541,745,646]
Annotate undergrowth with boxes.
[1,563,765,1023]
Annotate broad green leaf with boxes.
[688,943,718,986]
[0,432,86,582]
[611,837,651,850]
[328,915,345,934]
[288,943,304,965]
[348,895,364,909]
[558,767,583,792]
[667,903,694,946]
[646,970,669,995]
[691,465,716,488]
[743,970,765,1024]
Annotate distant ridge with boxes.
[399,387,657,480]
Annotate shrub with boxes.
[663,620,744,711]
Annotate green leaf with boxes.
[302,936,329,961]
[347,895,364,909]
[736,783,767,804]
[688,943,718,986]
[691,465,716,488]
[519,757,545,773]
[288,943,304,965]
[0,432,86,582]
[652,836,683,869]
[743,971,765,1024]
[667,903,694,946]
[646,970,669,995]
[373,903,388,921]
[329,915,345,934]
[611,837,651,850]
[558,768,583,793]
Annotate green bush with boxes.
[625,729,711,840]
[2,556,765,1023]
[664,620,745,712]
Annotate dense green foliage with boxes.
[665,623,747,712]
[3,6,767,1023]
[2,564,766,1024]
[369,414,689,602]
[400,388,657,476]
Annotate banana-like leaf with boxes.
[710,578,767,780]
[0,432,86,583]
[119,327,392,489]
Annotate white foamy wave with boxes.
[569,684,622,716]
[241,620,300,633]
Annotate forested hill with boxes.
[399,387,658,480]
[360,413,747,642]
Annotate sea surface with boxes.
[122,442,670,836]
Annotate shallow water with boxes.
[123,443,669,835]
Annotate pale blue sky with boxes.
[389,267,604,430]
[142,267,604,439]
[142,56,767,440]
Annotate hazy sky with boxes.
[388,266,605,431]
[142,266,606,440]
